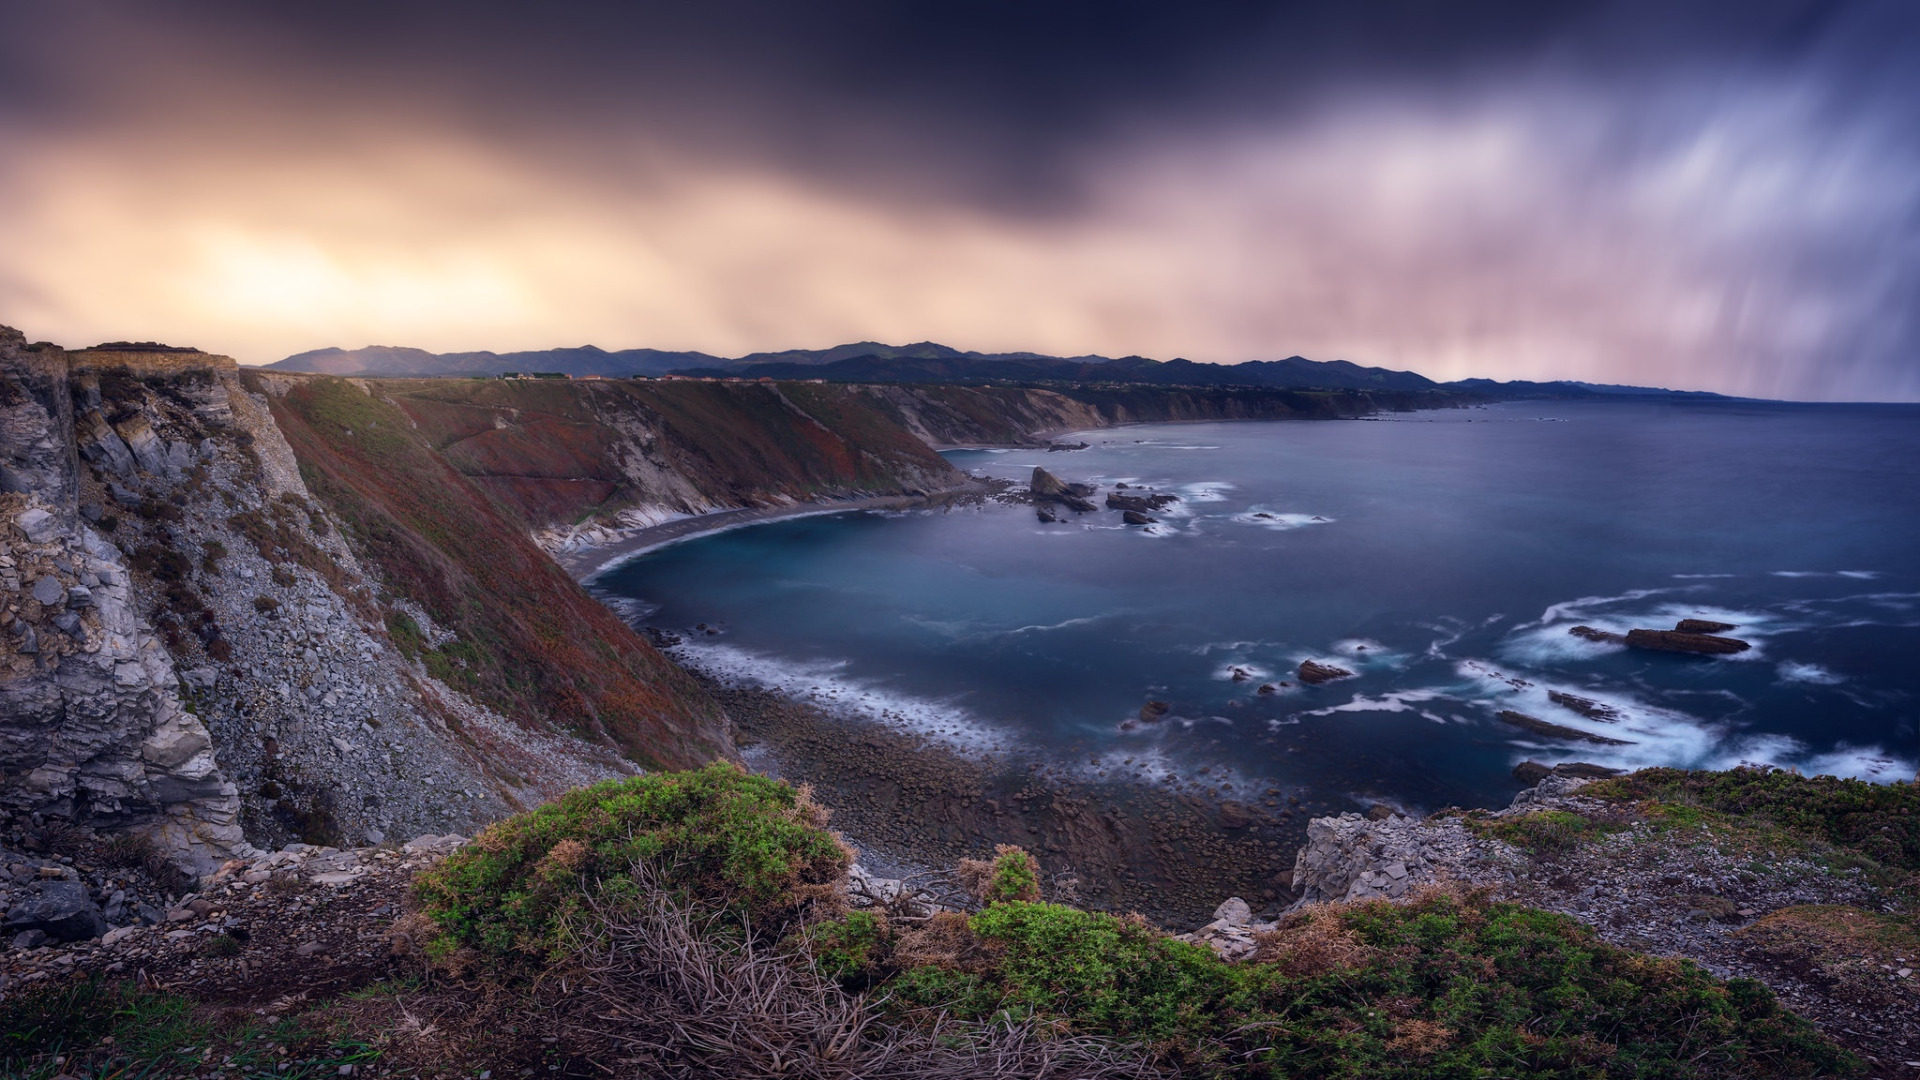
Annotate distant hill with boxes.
[268,340,1721,399]
[272,344,719,378]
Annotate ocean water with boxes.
[598,400,1920,814]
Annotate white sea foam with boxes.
[1298,688,1453,723]
[675,641,1008,756]
[1229,509,1333,531]
[1179,481,1235,503]
[1777,662,1845,685]
[1837,570,1882,580]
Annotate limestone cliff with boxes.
[2,333,728,870]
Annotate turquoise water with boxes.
[599,400,1920,814]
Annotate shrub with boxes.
[1588,767,1920,870]
[883,889,1856,1078]
[957,843,1042,905]
[254,594,280,613]
[414,763,849,963]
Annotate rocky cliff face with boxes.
[2,333,727,871]
[316,377,967,556]
[853,383,1451,448]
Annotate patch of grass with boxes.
[414,763,850,964]
[0,977,379,1079]
[1467,808,1627,856]
[1587,766,1920,871]
[1736,905,1920,1011]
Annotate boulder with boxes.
[1212,896,1252,927]
[1122,510,1155,525]
[1138,701,1171,723]
[1624,629,1751,655]
[1297,660,1354,685]
[3,878,106,942]
[1568,625,1625,644]
[1675,618,1736,634]
[1035,505,1058,523]
[17,507,60,544]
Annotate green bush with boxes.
[981,846,1041,904]
[1587,767,1920,870]
[414,763,849,962]
[794,909,889,986]
[883,891,1855,1078]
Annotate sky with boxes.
[1,1,1916,399]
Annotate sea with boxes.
[597,399,1920,815]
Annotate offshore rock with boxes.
[1624,629,1752,655]
[1106,491,1180,513]
[1297,660,1354,685]
[1569,625,1625,644]
[1122,509,1155,525]
[1675,618,1736,634]
[1495,710,1633,746]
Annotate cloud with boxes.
[0,2,1916,399]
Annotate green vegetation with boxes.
[414,763,849,962]
[1466,808,1629,856]
[858,892,1853,1078]
[1586,767,1919,871]
[0,977,378,1079]
[252,371,730,770]
[402,767,1855,1077]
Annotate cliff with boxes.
[2,333,732,871]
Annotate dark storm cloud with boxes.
[1,0,1917,399]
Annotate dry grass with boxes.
[562,883,1167,1079]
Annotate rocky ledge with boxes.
[1174,773,1920,1071]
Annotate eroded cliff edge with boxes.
[2,334,732,870]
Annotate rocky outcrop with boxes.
[1028,467,1097,512]
[1624,628,1751,655]
[4,330,716,874]
[1675,618,1736,634]
[1290,777,1593,904]
[1494,709,1633,745]
[2,332,246,871]
[1105,491,1178,513]
[1296,660,1353,685]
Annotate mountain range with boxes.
[268,340,1725,398]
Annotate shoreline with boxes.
[558,485,989,581]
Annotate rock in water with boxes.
[1675,618,1737,634]
[1035,505,1058,523]
[1107,491,1182,512]
[1122,509,1155,525]
[1029,466,1070,499]
[1569,625,1625,644]
[1547,689,1622,722]
[1512,760,1554,785]
[1495,709,1634,746]
[1624,629,1751,655]
[1138,701,1171,723]
[1297,660,1354,685]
